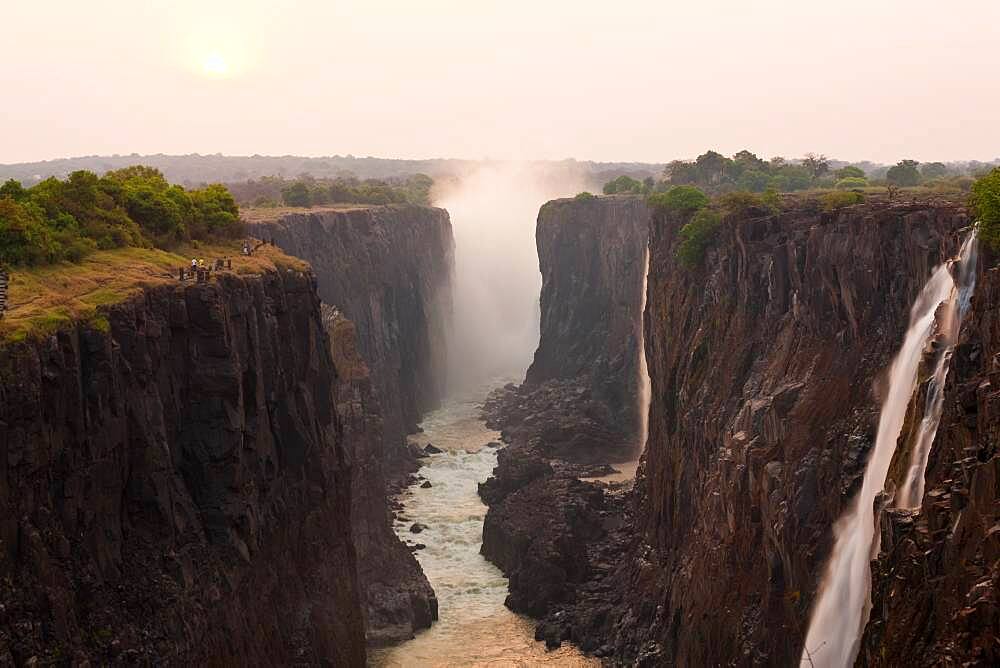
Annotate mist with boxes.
[434,162,587,391]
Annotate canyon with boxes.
[480,191,998,666]
[246,205,453,647]
[1,184,997,667]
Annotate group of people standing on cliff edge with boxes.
[178,257,231,282]
[0,268,8,320]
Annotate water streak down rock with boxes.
[802,231,977,667]
[486,194,986,666]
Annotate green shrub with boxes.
[719,191,765,216]
[971,167,1000,250]
[761,188,782,212]
[677,208,722,267]
[834,165,866,180]
[574,191,596,201]
[648,186,709,216]
[836,177,868,189]
[821,190,865,211]
[603,175,646,195]
[0,167,242,267]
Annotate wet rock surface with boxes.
[524,195,650,462]
[0,270,365,665]
[861,254,1000,666]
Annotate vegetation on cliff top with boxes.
[0,242,305,344]
[228,173,434,208]
[0,167,241,268]
[971,167,1000,249]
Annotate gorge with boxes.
[1,174,998,668]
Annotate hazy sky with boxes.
[4,0,999,164]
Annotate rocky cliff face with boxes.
[477,195,648,621]
[486,194,996,665]
[862,249,1000,666]
[495,195,649,464]
[323,306,438,647]
[0,268,365,665]
[624,197,970,666]
[246,205,451,646]
[247,205,453,476]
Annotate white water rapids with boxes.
[801,231,978,667]
[371,382,598,667]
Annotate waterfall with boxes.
[801,231,977,668]
[897,232,978,509]
[637,245,651,451]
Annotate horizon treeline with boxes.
[0,167,241,267]
[655,150,986,194]
[228,173,434,208]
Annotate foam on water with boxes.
[371,381,598,667]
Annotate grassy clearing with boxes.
[0,241,308,344]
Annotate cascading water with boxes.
[801,231,978,668]
[637,245,652,452]
[897,232,978,509]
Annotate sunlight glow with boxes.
[201,52,230,77]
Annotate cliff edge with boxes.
[0,258,365,664]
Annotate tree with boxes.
[664,160,698,185]
[834,165,866,180]
[648,186,709,216]
[694,150,731,185]
[802,153,830,180]
[920,162,948,180]
[971,167,1000,249]
[603,175,644,195]
[0,179,27,202]
[281,181,312,207]
[886,160,921,187]
[677,209,722,267]
[836,177,868,189]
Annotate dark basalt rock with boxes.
[0,270,365,665]
[481,194,994,666]
[423,444,443,455]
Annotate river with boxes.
[370,382,598,667]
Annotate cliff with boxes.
[862,250,1000,665]
[485,193,997,665]
[478,194,649,620]
[621,196,970,665]
[0,264,365,664]
[488,195,649,464]
[323,306,438,646]
[246,205,453,477]
[245,205,451,646]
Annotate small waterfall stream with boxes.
[801,231,978,667]
[637,245,651,452]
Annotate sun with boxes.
[201,52,230,77]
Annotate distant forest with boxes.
[0,154,663,191]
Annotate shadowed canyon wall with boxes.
[0,268,365,665]
[488,195,649,464]
[247,205,453,476]
[247,205,452,645]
